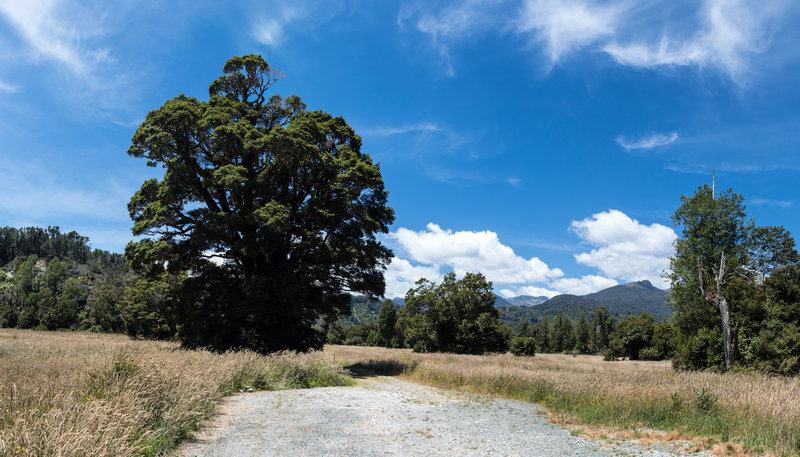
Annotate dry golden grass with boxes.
[0,329,350,457]
[326,345,800,456]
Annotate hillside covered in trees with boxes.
[0,226,179,336]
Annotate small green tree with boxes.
[398,273,509,354]
[593,305,612,352]
[510,336,537,356]
[574,313,591,354]
[610,313,654,360]
[377,299,397,347]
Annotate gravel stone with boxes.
[176,376,709,457]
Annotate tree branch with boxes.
[698,257,721,311]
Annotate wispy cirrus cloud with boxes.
[615,132,678,151]
[398,0,509,76]
[404,0,795,85]
[250,0,349,47]
[751,198,792,208]
[0,0,112,76]
[361,123,442,137]
[517,0,628,64]
[0,78,19,93]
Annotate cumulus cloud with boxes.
[550,275,619,295]
[392,223,564,285]
[383,257,443,299]
[616,132,678,151]
[571,210,676,288]
[383,212,675,300]
[499,285,559,299]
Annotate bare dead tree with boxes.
[698,253,734,371]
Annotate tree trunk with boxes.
[698,253,734,371]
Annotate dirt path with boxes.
[176,376,706,457]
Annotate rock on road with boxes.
[176,375,705,457]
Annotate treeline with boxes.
[327,273,509,355]
[328,295,675,361]
[0,226,180,336]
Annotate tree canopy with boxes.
[669,185,799,371]
[397,272,509,354]
[125,54,395,353]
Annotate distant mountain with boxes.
[584,280,669,317]
[351,280,669,328]
[505,295,548,307]
[496,280,671,325]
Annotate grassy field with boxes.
[0,329,350,457]
[327,345,800,457]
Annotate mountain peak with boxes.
[625,280,659,291]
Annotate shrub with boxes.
[509,336,536,356]
[638,347,661,361]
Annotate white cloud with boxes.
[601,0,787,84]
[385,215,672,300]
[392,223,564,285]
[252,19,285,46]
[250,0,347,47]
[412,0,502,39]
[615,132,678,151]
[251,5,307,47]
[383,257,443,299]
[0,78,19,93]
[361,123,441,137]
[517,0,627,63]
[570,210,676,288]
[507,177,522,187]
[513,0,791,84]
[0,0,111,75]
[399,0,507,76]
[550,275,619,296]
[751,198,792,208]
[500,285,559,298]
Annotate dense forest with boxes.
[0,226,179,336]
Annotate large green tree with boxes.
[125,55,394,352]
[670,185,798,371]
[670,186,748,370]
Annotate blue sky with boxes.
[1,0,799,299]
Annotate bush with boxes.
[509,336,536,356]
[638,347,661,361]
[672,327,724,371]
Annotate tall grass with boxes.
[0,329,350,456]
[327,345,800,457]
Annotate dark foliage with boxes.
[125,55,394,353]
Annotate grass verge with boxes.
[0,329,351,457]
[327,345,800,457]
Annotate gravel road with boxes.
[176,375,706,457]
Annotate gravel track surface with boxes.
[176,376,706,457]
